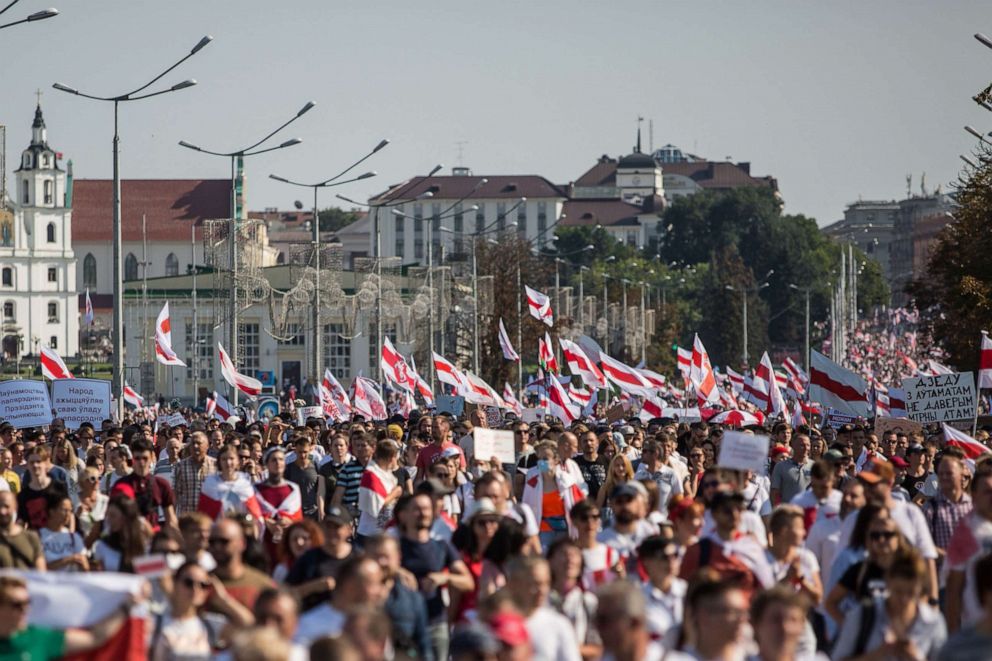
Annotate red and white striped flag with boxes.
[432,351,469,394]
[980,332,992,389]
[600,353,653,395]
[539,332,558,373]
[464,371,503,408]
[198,473,263,521]
[381,337,415,392]
[323,369,352,419]
[353,376,388,420]
[638,396,665,422]
[498,318,520,362]
[218,343,263,399]
[255,480,303,522]
[638,368,667,391]
[205,394,216,417]
[808,349,869,418]
[358,461,397,528]
[567,384,593,407]
[676,346,692,381]
[408,356,435,405]
[874,382,891,418]
[547,374,579,423]
[209,391,234,422]
[888,387,908,418]
[122,383,144,408]
[791,401,807,428]
[782,356,808,385]
[690,334,720,405]
[942,423,990,459]
[525,285,554,327]
[503,383,523,417]
[318,383,344,421]
[560,338,606,389]
[927,359,954,376]
[726,366,745,394]
[40,345,73,380]
[154,302,186,367]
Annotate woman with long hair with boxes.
[521,442,585,551]
[272,519,323,583]
[40,494,88,571]
[52,436,80,505]
[92,496,148,572]
[76,465,109,547]
[685,446,708,498]
[197,445,263,535]
[596,453,634,527]
[451,498,502,623]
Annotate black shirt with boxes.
[285,461,324,519]
[285,546,353,611]
[399,535,459,623]
[574,456,607,501]
[17,480,68,529]
[839,560,887,600]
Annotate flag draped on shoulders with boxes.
[255,480,303,522]
[198,473,263,521]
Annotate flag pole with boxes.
[976,331,988,436]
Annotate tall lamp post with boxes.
[788,283,812,372]
[0,1,57,30]
[724,269,774,366]
[54,34,213,418]
[178,101,315,405]
[270,142,386,389]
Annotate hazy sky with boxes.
[2,0,991,226]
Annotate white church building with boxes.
[0,104,78,360]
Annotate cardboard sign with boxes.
[296,405,323,425]
[606,404,626,423]
[0,380,53,429]
[661,407,702,422]
[521,407,542,423]
[435,395,465,417]
[472,428,516,465]
[874,416,924,439]
[51,378,111,430]
[718,430,771,475]
[824,408,858,429]
[901,372,976,423]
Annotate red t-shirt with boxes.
[415,442,466,474]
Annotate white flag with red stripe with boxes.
[676,346,692,380]
[567,384,593,407]
[503,383,523,417]
[942,423,991,459]
[122,383,144,408]
[198,472,263,520]
[498,318,520,362]
[433,351,469,394]
[255,480,303,521]
[218,343,263,399]
[205,395,217,417]
[560,338,606,389]
[638,368,667,391]
[808,349,869,418]
[726,366,745,394]
[888,387,908,418]
[980,332,992,389]
[408,355,435,405]
[547,375,579,423]
[464,371,503,408]
[210,391,234,422]
[359,461,398,526]
[154,302,186,367]
[40,345,73,380]
[323,369,352,419]
[318,383,344,422]
[782,356,808,385]
[600,353,653,395]
[690,334,721,405]
[638,396,665,422]
[525,285,554,327]
[380,337,415,392]
[353,376,388,420]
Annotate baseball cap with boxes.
[611,481,649,501]
[889,456,909,469]
[323,505,353,527]
[771,445,790,458]
[489,611,530,647]
[620,425,635,436]
[824,449,845,462]
[858,459,895,484]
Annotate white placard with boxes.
[0,380,53,429]
[51,378,111,430]
[718,430,770,475]
[521,407,542,423]
[472,428,516,465]
[901,372,976,423]
[661,407,702,422]
[296,406,323,425]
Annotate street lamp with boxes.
[0,1,57,30]
[178,100,314,405]
[269,148,384,389]
[788,283,812,372]
[725,269,773,366]
[976,33,992,50]
[54,34,213,418]
[965,125,988,143]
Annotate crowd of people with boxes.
[838,309,945,385]
[0,405,990,661]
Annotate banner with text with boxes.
[0,380,53,429]
[901,372,976,423]
[51,378,112,429]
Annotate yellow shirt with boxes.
[2,470,21,494]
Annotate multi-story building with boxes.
[888,194,954,306]
[0,104,78,360]
[821,200,900,283]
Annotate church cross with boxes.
[35,88,42,106]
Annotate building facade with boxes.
[821,200,900,284]
[0,105,78,359]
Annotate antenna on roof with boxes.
[649,119,654,153]
[636,116,644,153]
[455,141,468,166]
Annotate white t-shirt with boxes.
[804,511,843,579]
[837,498,938,559]
[38,528,85,569]
[150,614,212,661]
[597,519,660,564]
[790,489,842,524]
[643,578,687,639]
[702,508,769,548]
[766,547,821,586]
[0,476,9,492]
[525,606,582,661]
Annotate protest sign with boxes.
[661,407,702,422]
[874,416,924,439]
[0,380,53,429]
[718,430,771,474]
[901,372,976,423]
[473,428,516,465]
[435,395,465,417]
[485,406,503,428]
[824,408,858,429]
[605,404,626,423]
[521,408,542,423]
[296,405,323,425]
[51,378,111,430]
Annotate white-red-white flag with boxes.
[539,332,559,373]
[560,338,606,389]
[464,371,503,408]
[218,343,263,399]
[676,347,692,381]
[710,409,763,427]
[600,353,653,395]
[888,387,908,418]
[638,396,665,423]
[433,351,469,394]
[942,423,991,459]
[154,302,186,367]
[205,394,217,417]
[980,332,992,389]
[211,390,234,422]
[408,355,435,405]
[122,383,144,408]
[40,345,73,380]
[323,369,352,419]
[546,375,579,423]
[808,349,869,418]
[782,356,808,384]
[638,368,667,391]
[567,384,593,407]
[503,383,523,417]
[726,366,745,394]
[690,334,721,405]
[525,285,554,327]
[498,318,520,362]
[380,337,415,392]
[353,376,388,420]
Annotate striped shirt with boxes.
[922,491,973,551]
[336,459,367,511]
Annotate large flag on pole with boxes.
[676,347,692,381]
[600,353,653,395]
[546,375,579,423]
[122,383,144,408]
[808,349,869,417]
[463,371,503,407]
[980,331,992,389]
[525,285,554,327]
[407,355,435,405]
[40,345,73,380]
[353,376,388,420]
[154,302,186,367]
[942,423,991,459]
[380,337,415,392]
[497,318,520,362]
[432,352,469,393]
[539,333,558,373]
[83,289,94,326]
[503,383,523,417]
[208,391,234,422]
[690,334,720,405]
[323,369,352,419]
[218,343,262,399]
[560,338,607,389]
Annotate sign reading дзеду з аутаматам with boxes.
[901,372,976,423]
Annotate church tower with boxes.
[0,102,78,360]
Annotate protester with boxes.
[174,432,217,515]
[0,491,44,569]
[38,494,87,571]
[506,555,582,661]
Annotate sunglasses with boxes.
[1,599,29,611]
[180,577,212,590]
[869,530,898,542]
[577,513,601,521]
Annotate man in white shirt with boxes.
[294,555,385,647]
[790,459,842,529]
[597,481,660,571]
[638,535,687,641]
[806,478,865,585]
[506,555,581,661]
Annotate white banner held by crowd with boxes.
[901,372,976,423]
[472,428,516,465]
[296,405,323,425]
[718,430,770,474]
[51,378,111,429]
[0,380,53,429]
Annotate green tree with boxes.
[317,207,363,233]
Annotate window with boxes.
[47,302,59,322]
[47,267,57,282]
[46,222,56,243]
[537,201,548,236]
[238,322,260,373]
[394,205,405,258]
[124,254,138,281]
[517,202,527,238]
[497,202,507,233]
[83,254,97,289]
[185,322,214,380]
[322,324,351,376]
[21,180,29,205]
[42,154,50,168]
[278,322,305,345]
[431,203,441,259]
[475,203,486,234]
[453,204,465,253]
[413,204,424,260]
[2,302,14,321]
[43,181,53,205]
[22,154,31,169]
[165,253,179,277]
[50,336,57,350]
[1,268,11,287]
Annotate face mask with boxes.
[537,459,551,474]
[469,466,485,479]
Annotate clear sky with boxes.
[2,0,991,226]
